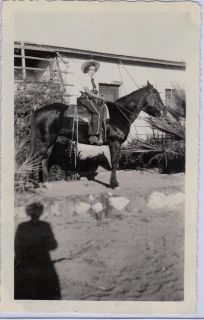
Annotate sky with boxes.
[14,3,188,62]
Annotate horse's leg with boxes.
[41,144,55,183]
[30,139,54,184]
[30,104,67,185]
[109,140,121,188]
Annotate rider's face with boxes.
[88,65,96,77]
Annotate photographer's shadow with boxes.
[15,202,61,300]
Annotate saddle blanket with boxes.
[77,143,111,167]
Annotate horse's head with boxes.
[143,81,167,118]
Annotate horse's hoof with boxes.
[32,181,40,189]
[39,182,48,189]
[110,182,120,189]
[87,176,95,181]
[87,172,97,180]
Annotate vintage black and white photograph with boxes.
[1,0,199,312]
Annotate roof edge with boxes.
[14,41,186,70]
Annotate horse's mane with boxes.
[116,85,149,104]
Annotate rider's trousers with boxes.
[77,96,104,136]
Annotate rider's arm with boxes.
[83,86,102,99]
[81,74,104,100]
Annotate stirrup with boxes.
[98,138,103,146]
[89,136,103,146]
[89,135,98,144]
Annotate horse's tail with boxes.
[59,104,68,127]
[29,103,68,157]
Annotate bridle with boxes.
[113,88,165,125]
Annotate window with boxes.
[99,83,120,102]
[14,47,55,81]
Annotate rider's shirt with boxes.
[80,74,99,93]
[68,74,99,104]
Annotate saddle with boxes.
[64,104,91,123]
[63,103,109,143]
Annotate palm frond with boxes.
[15,137,30,156]
[15,155,41,175]
[147,117,185,140]
[15,138,41,193]
[166,85,186,119]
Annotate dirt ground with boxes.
[15,170,184,301]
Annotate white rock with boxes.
[51,202,61,216]
[89,195,95,202]
[109,197,130,211]
[166,192,184,207]
[92,202,103,213]
[173,173,184,177]
[147,192,185,209]
[147,192,166,209]
[80,177,88,181]
[75,202,91,214]
[44,182,53,189]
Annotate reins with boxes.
[114,88,157,124]
[70,106,79,170]
[114,102,144,120]
[113,103,132,125]
[116,60,163,123]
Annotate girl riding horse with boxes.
[77,60,105,146]
[30,81,166,188]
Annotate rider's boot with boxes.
[89,135,103,146]
[89,135,99,145]
[98,133,103,146]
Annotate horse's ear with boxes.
[147,81,153,88]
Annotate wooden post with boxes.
[21,42,26,80]
[49,60,54,81]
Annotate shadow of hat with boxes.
[26,202,44,219]
[81,60,100,73]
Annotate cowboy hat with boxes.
[81,60,100,73]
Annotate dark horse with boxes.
[30,81,166,188]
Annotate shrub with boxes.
[15,138,41,195]
[15,81,65,145]
[14,81,65,192]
